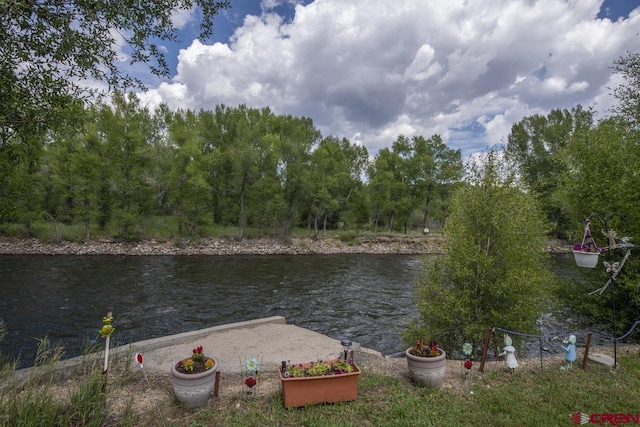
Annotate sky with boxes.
[134,0,640,159]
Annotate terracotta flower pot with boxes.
[405,347,446,388]
[278,360,360,408]
[573,250,600,268]
[170,357,218,408]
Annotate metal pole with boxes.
[536,317,543,372]
[612,273,617,368]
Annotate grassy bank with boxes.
[2,346,639,427]
[0,217,441,244]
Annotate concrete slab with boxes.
[12,316,370,385]
[138,319,360,375]
[588,353,616,367]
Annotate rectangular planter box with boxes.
[278,360,360,408]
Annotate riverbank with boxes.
[0,235,571,256]
[0,235,444,256]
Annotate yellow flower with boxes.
[205,359,214,370]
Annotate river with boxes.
[0,253,604,369]
[0,254,427,368]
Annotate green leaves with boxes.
[409,150,554,351]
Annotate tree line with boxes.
[0,93,464,240]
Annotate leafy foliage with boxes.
[406,150,554,351]
[0,0,230,138]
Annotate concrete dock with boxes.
[14,316,372,384]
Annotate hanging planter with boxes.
[573,218,604,268]
[573,250,600,268]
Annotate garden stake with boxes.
[134,353,167,427]
[99,308,115,395]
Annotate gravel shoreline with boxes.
[0,235,572,256]
[0,235,447,256]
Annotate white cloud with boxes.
[138,0,640,158]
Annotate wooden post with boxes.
[581,333,592,370]
[479,328,493,373]
[214,371,221,397]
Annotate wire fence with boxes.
[477,320,640,373]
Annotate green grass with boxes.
[2,346,639,426]
[161,356,640,427]
[5,217,442,243]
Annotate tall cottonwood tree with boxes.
[99,93,157,240]
[506,105,593,237]
[165,109,212,236]
[273,115,320,235]
[308,136,369,235]
[612,51,640,129]
[405,150,554,351]
[367,147,408,232]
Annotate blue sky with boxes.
[131,0,640,159]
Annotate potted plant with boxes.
[405,339,446,388]
[170,345,218,408]
[278,358,360,408]
[573,218,605,268]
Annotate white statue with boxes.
[498,334,518,374]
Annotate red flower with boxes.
[464,360,473,370]
[245,377,257,388]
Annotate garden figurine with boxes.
[498,334,518,374]
[561,335,577,370]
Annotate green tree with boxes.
[48,118,106,240]
[405,150,554,351]
[273,115,320,235]
[406,135,462,229]
[612,51,640,129]
[166,109,212,236]
[0,0,230,139]
[98,93,156,240]
[308,137,368,235]
[506,106,594,238]
[225,106,274,240]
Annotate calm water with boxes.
[0,254,426,367]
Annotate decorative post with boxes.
[577,213,635,369]
[99,308,115,394]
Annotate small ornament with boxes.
[241,355,262,396]
[134,353,144,368]
[462,342,473,357]
[498,334,518,374]
[99,316,115,338]
[561,335,577,370]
